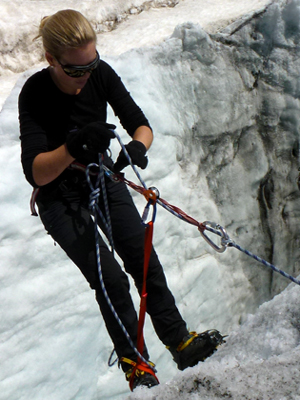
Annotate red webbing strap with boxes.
[137,221,153,356]
[129,361,158,391]
[119,175,206,231]
[129,221,156,391]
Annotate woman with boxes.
[19,9,223,391]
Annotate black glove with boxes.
[66,121,116,159]
[114,140,148,172]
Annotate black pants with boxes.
[37,177,188,367]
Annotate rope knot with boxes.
[89,187,100,209]
[198,223,206,233]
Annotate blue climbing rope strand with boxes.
[204,225,300,286]
[113,131,148,189]
[86,162,114,250]
[228,240,300,286]
[97,155,114,251]
[85,154,156,373]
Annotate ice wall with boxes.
[144,0,300,301]
[1,0,300,399]
[0,0,179,76]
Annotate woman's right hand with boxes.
[32,121,116,187]
[66,121,116,159]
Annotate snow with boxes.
[1,0,300,399]
[129,281,300,399]
[0,0,273,107]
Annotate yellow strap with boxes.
[120,357,137,368]
[177,331,197,352]
[120,357,157,385]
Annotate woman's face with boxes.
[47,41,97,95]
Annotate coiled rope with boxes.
[85,150,157,376]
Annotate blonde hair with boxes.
[35,9,97,59]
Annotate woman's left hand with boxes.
[114,140,148,172]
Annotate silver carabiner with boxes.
[199,221,230,253]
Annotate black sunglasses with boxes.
[57,51,100,78]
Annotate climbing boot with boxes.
[168,329,225,371]
[121,357,159,391]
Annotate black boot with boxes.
[121,357,159,391]
[168,329,225,371]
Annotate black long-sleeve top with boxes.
[19,59,151,189]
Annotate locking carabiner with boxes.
[199,221,230,253]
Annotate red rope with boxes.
[119,175,206,232]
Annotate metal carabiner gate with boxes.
[199,221,230,253]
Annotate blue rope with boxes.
[113,131,148,189]
[204,225,300,286]
[228,240,300,286]
[86,160,114,251]
[86,154,156,373]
